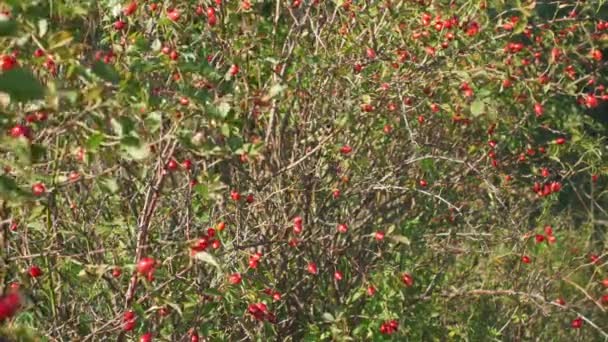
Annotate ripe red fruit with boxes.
[293,216,303,234]
[229,273,242,285]
[114,20,126,30]
[591,49,603,61]
[555,298,566,306]
[211,239,221,249]
[229,64,239,76]
[367,285,376,296]
[340,145,352,154]
[32,182,46,196]
[601,295,608,305]
[123,320,135,331]
[246,194,254,203]
[547,235,557,244]
[182,159,192,170]
[167,9,180,21]
[334,271,343,281]
[540,168,549,178]
[555,137,566,145]
[28,265,42,278]
[10,125,30,139]
[169,50,179,61]
[136,257,155,275]
[571,317,583,329]
[601,278,608,288]
[590,254,600,264]
[521,255,531,264]
[401,273,414,287]
[419,179,428,187]
[140,332,153,342]
[0,293,22,321]
[366,48,376,59]
[337,223,348,233]
[166,159,179,171]
[123,1,137,16]
[189,331,200,342]
[230,190,241,201]
[112,267,122,278]
[0,55,18,71]
[307,262,318,275]
[534,103,544,117]
[550,181,561,193]
[332,189,340,199]
[374,231,385,241]
[534,234,545,243]
[124,310,136,321]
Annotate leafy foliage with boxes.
[0,0,607,341]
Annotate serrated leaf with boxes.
[0,68,45,102]
[470,100,485,116]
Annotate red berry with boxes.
[334,271,343,281]
[167,9,180,21]
[112,267,122,278]
[140,332,153,342]
[419,179,428,187]
[534,234,545,243]
[366,48,376,59]
[28,265,42,278]
[229,64,239,76]
[136,257,155,275]
[340,145,352,154]
[124,310,136,321]
[32,182,46,196]
[367,285,376,296]
[521,255,531,264]
[555,137,566,145]
[307,262,318,275]
[402,273,414,287]
[337,223,348,233]
[229,273,242,285]
[374,231,385,241]
[10,125,30,139]
[571,317,583,329]
[544,225,553,236]
[123,1,138,16]
[114,20,126,30]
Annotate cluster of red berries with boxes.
[123,310,137,331]
[247,303,275,323]
[379,319,399,335]
[191,228,222,253]
[532,181,562,197]
[249,252,263,269]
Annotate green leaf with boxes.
[390,235,411,245]
[0,18,17,36]
[470,100,485,116]
[85,132,105,151]
[0,68,45,102]
[37,19,48,37]
[121,137,150,160]
[92,61,120,84]
[321,313,335,322]
[99,177,119,194]
[194,252,222,271]
[269,83,287,98]
[48,31,73,50]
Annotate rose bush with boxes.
[0,0,607,340]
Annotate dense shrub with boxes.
[0,0,607,340]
